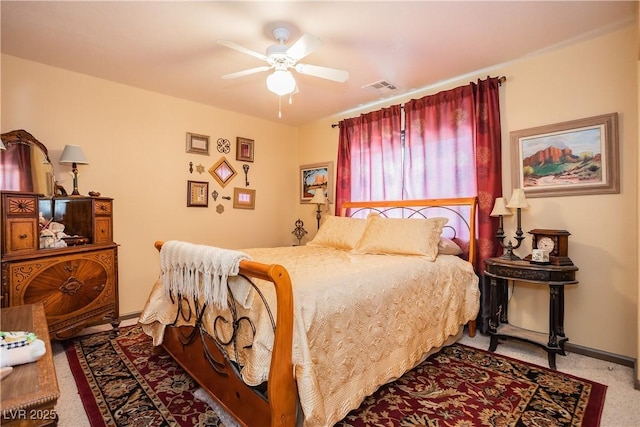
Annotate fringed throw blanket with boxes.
[159,240,251,309]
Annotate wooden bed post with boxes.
[153,242,298,427]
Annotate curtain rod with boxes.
[331,76,506,128]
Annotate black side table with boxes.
[484,257,578,369]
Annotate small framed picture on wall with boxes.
[187,180,209,207]
[236,137,254,162]
[186,132,210,155]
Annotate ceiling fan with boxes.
[217,27,349,96]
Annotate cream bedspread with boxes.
[139,245,479,427]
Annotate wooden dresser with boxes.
[1,191,119,340]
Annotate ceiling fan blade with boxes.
[286,34,323,61]
[217,40,268,61]
[221,66,271,80]
[294,63,349,82]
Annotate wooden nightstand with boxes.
[484,257,579,369]
[1,303,60,426]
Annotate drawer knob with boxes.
[19,234,28,239]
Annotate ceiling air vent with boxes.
[362,80,399,95]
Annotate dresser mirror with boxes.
[0,129,56,197]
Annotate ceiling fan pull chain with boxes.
[278,96,282,118]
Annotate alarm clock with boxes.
[527,229,573,266]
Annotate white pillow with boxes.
[353,215,449,260]
[307,216,368,250]
[439,238,463,256]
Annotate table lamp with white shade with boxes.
[490,189,529,260]
[59,145,89,196]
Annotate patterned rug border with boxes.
[65,325,221,427]
[455,342,607,427]
[65,334,108,427]
[66,325,607,427]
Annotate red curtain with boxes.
[404,85,477,199]
[404,77,502,269]
[472,77,504,269]
[335,77,503,270]
[0,144,34,192]
[335,105,403,215]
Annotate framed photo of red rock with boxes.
[511,113,619,198]
[300,162,333,203]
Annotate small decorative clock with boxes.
[527,229,573,266]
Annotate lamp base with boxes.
[499,250,522,261]
[71,166,82,196]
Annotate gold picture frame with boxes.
[511,113,619,198]
[209,157,237,188]
[186,132,210,155]
[236,137,254,162]
[233,187,256,209]
[300,161,333,202]
[187,180,209,207]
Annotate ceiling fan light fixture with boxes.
[266,70,296,96]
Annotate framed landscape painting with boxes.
[300,162,333,203]
[510,113,619,198]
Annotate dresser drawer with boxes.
[5,218,38,253]
[2,246,119,339]
[94,199,112,216]
[94,217,112,244]
[2,193,39,254]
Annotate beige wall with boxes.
[299,25,639,360]
[1,54,300,315]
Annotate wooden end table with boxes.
[484,257,579,370]
[1,303,60,426]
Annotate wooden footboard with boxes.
[154,241,297,427]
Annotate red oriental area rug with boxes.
[66,326,606,427]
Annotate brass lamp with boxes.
[309,188,328,230]
[491,189,529,260]
[59,145,89,196]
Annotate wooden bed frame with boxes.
[153,197,478,427]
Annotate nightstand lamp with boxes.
[490,189,529,260]
[59,144,89,196]
[309,188,328,230]
[490,196,512,245]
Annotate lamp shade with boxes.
[59,145,89,164]
[266,70,296,96]
[506,188,529,209]
[490,197,512,217]
[309,188,327,204]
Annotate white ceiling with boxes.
[1,1,637,127]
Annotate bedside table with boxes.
[1,303,60,426]
[484,257,579,369]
